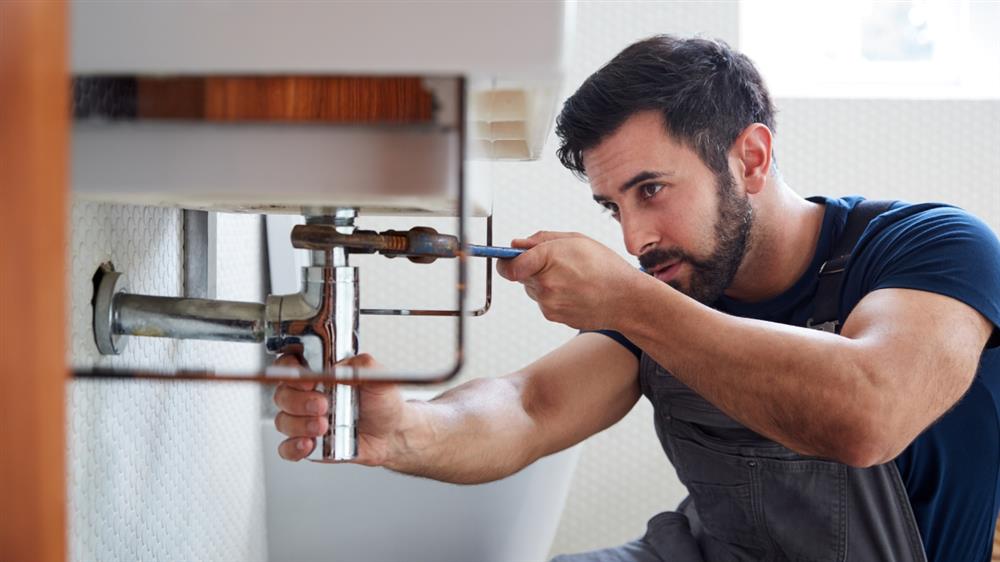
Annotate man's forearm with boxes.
[612,273,880,464]
[383,376,542,484]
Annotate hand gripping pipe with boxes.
[93,209,362,461]
[91,209,510,458]
[272,209,361,461]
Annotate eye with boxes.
[599,201,620,219]
[639,183,664,200]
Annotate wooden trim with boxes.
[112,76,434,122]
[0,2,68,562]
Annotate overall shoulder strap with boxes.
[808,199,898,333]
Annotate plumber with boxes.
[274,35,1000,562]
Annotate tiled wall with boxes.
[67,205,267,561]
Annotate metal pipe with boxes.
[113,293,265,343]
[94,207,361,461]
[308,208,361,462]
[331,267,359,459]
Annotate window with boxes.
[739,0,1000,98]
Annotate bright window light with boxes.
[739,0,1000,99]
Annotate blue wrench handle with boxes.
[467,245,525,259]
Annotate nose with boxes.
[620,211,660,257]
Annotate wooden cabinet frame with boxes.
[0,3,68,561]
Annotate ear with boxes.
[730,123,773,196]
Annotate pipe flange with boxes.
[94,270,129,355]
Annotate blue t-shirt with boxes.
[597,196,1000,562]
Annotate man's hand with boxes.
[272,353,407,465]
[496,231,644,330]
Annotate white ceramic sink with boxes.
[70,2,572,217]
[261,417,580,562]
[72,122,482,217]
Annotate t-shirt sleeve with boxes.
[849,205,1000,345]
[580,329,642,360]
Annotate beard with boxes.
[638,171,753,304]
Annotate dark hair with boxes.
[555,35,775,179]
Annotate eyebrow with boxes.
[592,170,675,204]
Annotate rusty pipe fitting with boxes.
[290,225,460,264]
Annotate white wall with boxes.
[776,98,1000,224]
[67,205,268,561]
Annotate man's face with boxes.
[583,111,753,304]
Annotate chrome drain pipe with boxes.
[93,209,362,462]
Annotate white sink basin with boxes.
[70,2,573,217]
[261,418,580,562]
[72,122,485,217]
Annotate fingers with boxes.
[272,353,380,414]
[274,354,306,367]
[500,232,586,282]
[338,353,379,369]
[273,385,328,462]
[359,381,398,398]
[511,231,581,248]
[278,436,316,461]
[273,382,328,415]
[497,245,548,282]
[271,352,377,383]
[523,282,540,303]
[265,353,311,379]
[274,410,328,438]
[273,352,384,463]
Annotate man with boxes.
[273,36,1000,561]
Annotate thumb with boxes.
[497,245,547,282]
[359,381,400,398]
[512,231,580,249]
[337,353,380,369]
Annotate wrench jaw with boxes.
[290,225,463,264]
[385,227,461,264]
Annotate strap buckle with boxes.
[806,318,840,333]
[818,259,846,276]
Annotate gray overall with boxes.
[554,201,928,561]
